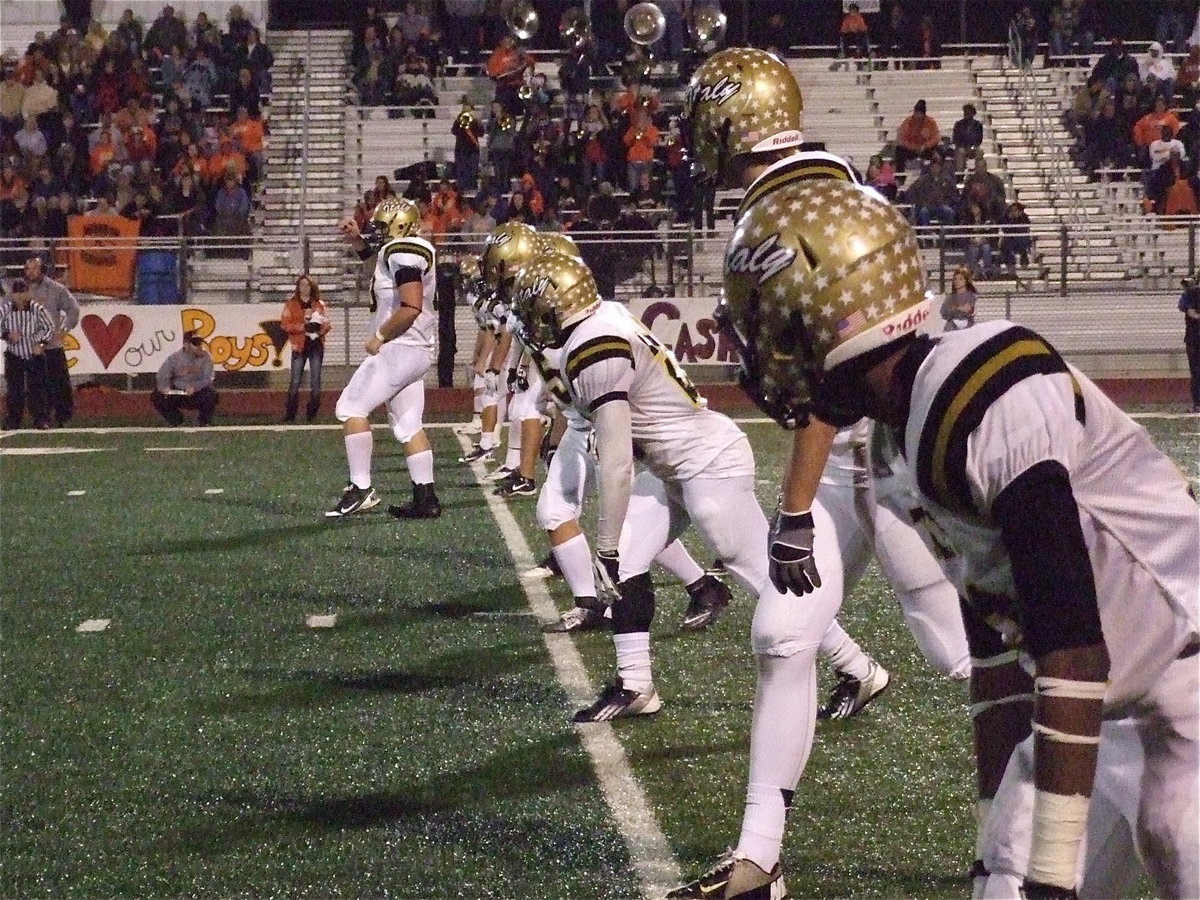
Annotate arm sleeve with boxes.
[393,265,422,289]
[57,284,80,330]
[199,353,215,387]
[992,459,1104,657]
[591,398,634,553]
[156,356,174,391]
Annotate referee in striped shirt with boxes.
[2,278,55,430]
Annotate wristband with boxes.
[374,329,387,342]
[1028,790,1088,889]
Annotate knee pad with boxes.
[536,490,582,532]
[388,408,420,444]
[611,572,655,634]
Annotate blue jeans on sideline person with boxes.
[285,339,324,423]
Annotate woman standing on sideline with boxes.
[940,265,978,331]
[280,274,330,423]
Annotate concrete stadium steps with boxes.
[257,28,354,299]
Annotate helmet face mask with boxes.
[720,179,930,426]
[716,292,822,429]
[685,47,805,187]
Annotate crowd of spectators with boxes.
[1065,33,1198,216]
[0,4,273,252]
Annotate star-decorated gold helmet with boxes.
[481,222,544,292]
[364,197,421,251]
[718,178,930,428]
[459,253,481,285]
[509,251,602,350]
[537,231,581,259]
[685,47,804,186]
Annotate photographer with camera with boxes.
[280,274,330,424]
[1180,275,1200,412]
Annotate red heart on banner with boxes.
[80,314,134,369]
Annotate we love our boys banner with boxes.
[49,305,291,375]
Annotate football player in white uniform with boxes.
[456,254,492,437]
[524,323,733,635]
[719,161,1199,900]
[329,198,441,519]
[667,48,971,900]
[506,235,734,633]
[458,253,509,465]
[510,251,779,724]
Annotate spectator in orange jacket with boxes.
[838,2,871,59]
[425,178,467,241]
[519,172,544,217]
[485,34,533,116]
[229,105,266,183]
[208,135,248,185]
[894,98,941,172]
[623,107,659,193]
[1134,95,1182,151]
[279,273,330,423]
[89,129,118,175]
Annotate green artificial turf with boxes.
[2,413,1194,899]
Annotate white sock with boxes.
[345,431,373,489]
[505,422,522,469]
[406,448,434,486]
[613,631,652,692]
[818,619,872,681]
[653,538,705,585]
[479,430,495,451]
[553,532,597,601]
[737,649,819,873]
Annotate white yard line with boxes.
[453,432,681,900]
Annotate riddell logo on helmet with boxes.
[881,305,930,337]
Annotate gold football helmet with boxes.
[365,197,421,251]
[481,222,544,292]
[719,178,930,427]
[537,231,581,259]
[509,251,602,350]
[685,47,804,186]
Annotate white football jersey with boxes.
[371,236,437,350]
[879,320,1199,711]
[560,302,751,482]
[821,418,871,489]
[530,345,590,432]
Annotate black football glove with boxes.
[593,549,620,601]
[1021,881,1079,900]
[768,509,821,596]
[539,431,558,466]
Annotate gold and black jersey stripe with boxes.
[915,326,1085,516]
[382,239,435,272]
[737,155,857,220]
[564,335,634,384]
